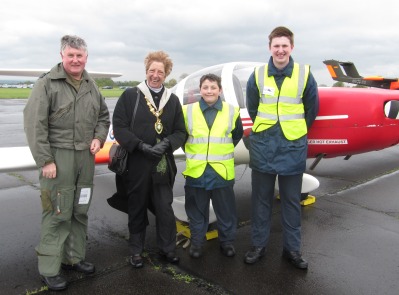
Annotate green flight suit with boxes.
[37,148,94,276]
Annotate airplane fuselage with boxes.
[96,87,399,168]
[307,87,399,158]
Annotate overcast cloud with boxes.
[1,0,399,86]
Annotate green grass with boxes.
[0,88,32,98]
[99,88,124,98]
[0,88,124,99]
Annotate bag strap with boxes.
[130,89,140,131]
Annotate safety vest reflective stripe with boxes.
[185,152,234,161]
[260,96,303,104]
[256,112,304,120]
[186,104,194,133]
[186,136,233,144]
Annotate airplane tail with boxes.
[323,59,362,82]
[323,59,399,89]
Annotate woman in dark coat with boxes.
[112,51,186,268]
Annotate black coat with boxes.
[113,86,186,153]
[108,86,186,214]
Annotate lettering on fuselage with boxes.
[308,139,348,145]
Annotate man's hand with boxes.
[42,162,57,179]
[90,138,102,155]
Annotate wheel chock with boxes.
[300,195,316,206]
[275,195,316,206]
[176,220,218,240]
[176,221,191,238]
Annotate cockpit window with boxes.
[384,100,399,119]
[172,62,262,108]
[181,66,224,105]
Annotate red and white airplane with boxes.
[170,61,399,167]
[2,62,399,221]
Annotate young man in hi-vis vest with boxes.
[244,26,319,269]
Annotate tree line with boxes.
[16,77,363,89]
[95,73,190,89]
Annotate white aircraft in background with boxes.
[0,69,122,79]
[0,63,321,225]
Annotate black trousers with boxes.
[126,176,176,255]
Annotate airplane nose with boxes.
[384,100,399,119]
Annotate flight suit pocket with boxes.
[75,185,93,205]
[40,190,53,212]
[55,186,75,217]
[74,185,93,217]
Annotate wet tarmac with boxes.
[1,99,399,295]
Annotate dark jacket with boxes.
[113,84,186,183]
[110,83,186,221]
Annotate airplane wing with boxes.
[0,147,37,173]
[0,126,186,173]
[0,69,122,79]
[0,144,186,173]
[323,59,399,90]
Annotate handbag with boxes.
[108,89,140,175]
[108,143,128,175]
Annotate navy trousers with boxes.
[250,170,303,251]
[185,185,237,247]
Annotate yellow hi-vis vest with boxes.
[252,63,310,140]
[182,101,240,180]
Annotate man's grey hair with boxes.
[60,35,88,54]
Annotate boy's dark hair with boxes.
[199,73,222,89]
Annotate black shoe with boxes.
[61,261,95,274]
[130,255,144,268]
[244,246,266,264]
[41,274,68,291]
[282,249,308,269]
[159,251,180,264]
[220,244,236,257]
[189,245,203,259]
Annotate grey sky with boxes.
[1,0,399,86]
